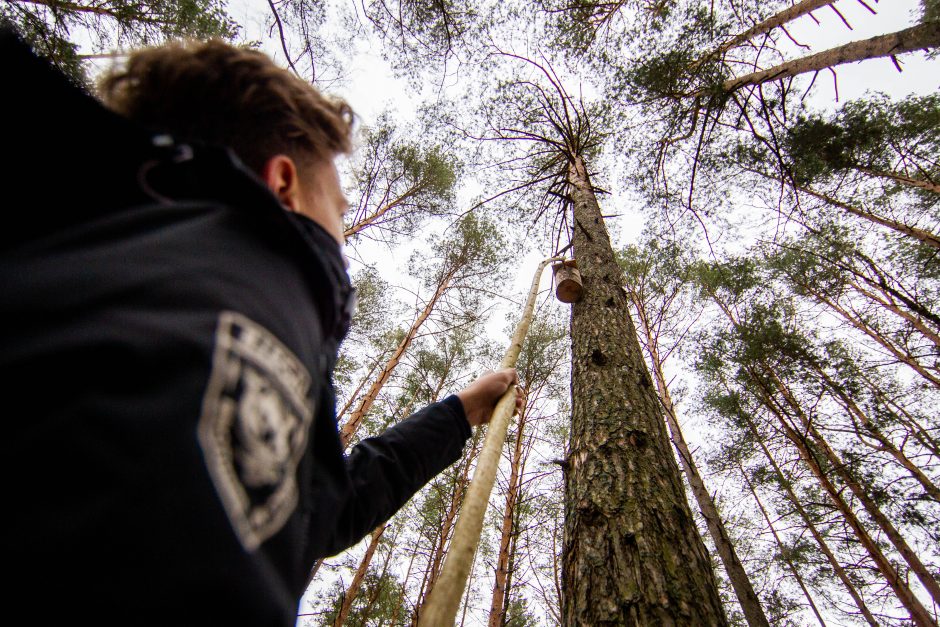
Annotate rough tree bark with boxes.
[632,303,769,627]
[563,154,727,625]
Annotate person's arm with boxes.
[316,369,520,557]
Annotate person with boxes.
[1,31,521,624]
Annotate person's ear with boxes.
[260,154,302,212]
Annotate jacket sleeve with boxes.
[316,396,472,557]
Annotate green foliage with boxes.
[317,567,409,626]
[423,212,506,289]
[348,114,461,243]
[504,594,540,627]
[785,93,940,186]
[2,0,238,85]
[363,0,479,78]
[924,0,940,22]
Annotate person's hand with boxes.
[456,368,525,427]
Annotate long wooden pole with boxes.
[417,256,563,626]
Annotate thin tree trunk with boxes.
[414,431,482,625]
[345,182,425,238]
[858,370,940,459]
[418,255,562,626]
[334,525,387,627]
[488,402,531,627]
[715,0,836,57]
[748,369,938,625]
[793,183,940,249]
[757,383,936,627]
[813,366,940,503]
[842,276,940,349]
[743,413,880,627]
[631,299,769,627]
[488,408,528,627]
[340,271,453,447]
[707,295,937,625]
[423,451,475,605]
[723,21,940,92]
[360,526,399,625]
[738,462,828,627]
[458,543,480,627]
[856,166,940,195]
[797,281,940,387]
[391,527,423,627]
[743,165,940,249]
[563,154,727,625]
[337,353,387,423]
[767,367,940,607]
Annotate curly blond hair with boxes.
[99,40,353,174]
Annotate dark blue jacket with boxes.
[1,29,471,625]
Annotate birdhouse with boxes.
[553,259,583,303]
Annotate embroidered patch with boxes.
[198,311,314,551]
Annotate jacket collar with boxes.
[145,139,354,350]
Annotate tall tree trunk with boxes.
[706,294,937,624]
[738,463,828,627]
[840,276,940,349]
[723,21,940,92]
[631,301,769,627]
[334,525,387,627]
[488,408,529,627]
[391,527,423,627]
[745,164,940,248]
[813,365,940,503]
[563,154,727,625]
[766,367,940,607]
[340,271,453,447]
[715,0,836,57]
[796,280,940,387]
[857,370,940,459]
[748,371,937,626]
[792,182,940,249]
[360,527,399,625]
[856,166,940,195]
[743,412,880,627]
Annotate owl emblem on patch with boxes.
[198,311,314,550]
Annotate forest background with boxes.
[5,0,938,625]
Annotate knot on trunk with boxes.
[591,348,608,367]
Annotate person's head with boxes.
[98,40,353,244]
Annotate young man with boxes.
[1,32,519,624]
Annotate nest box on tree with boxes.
[553,259,583,303]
